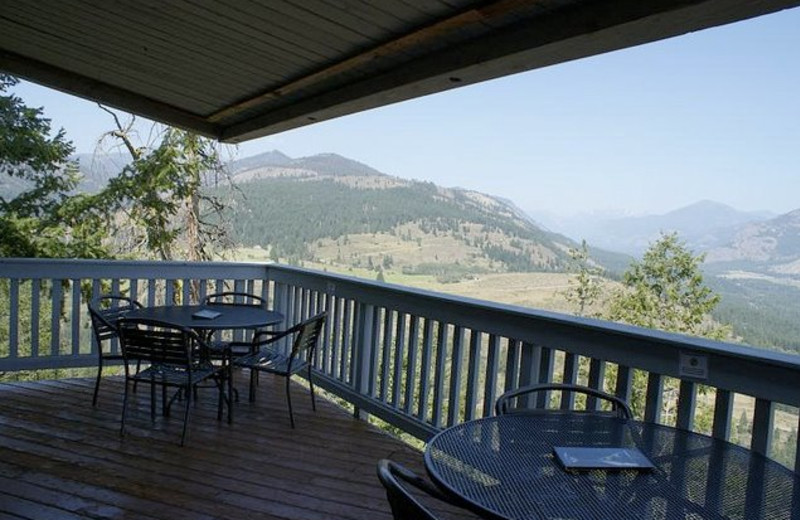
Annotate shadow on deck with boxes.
[0,374,426,520]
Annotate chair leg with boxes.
[308,366,316,412]
[180,384,192,447]
[226,364,233,424]
[133,360,141,393]
[162,384,169,417]
[286,376,295,428]
[150,380,157,421]
[120,378,130,438]
[93,356,104,406]
[248,369,257,403]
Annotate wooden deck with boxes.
[0,373,427,520]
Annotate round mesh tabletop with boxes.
[424,414,800,520]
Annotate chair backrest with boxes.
[377,459,458,520]
[88,295,144,343]
[203,291,266,307]
[117,318,199,366]
[289,312,326,360]
[495,383,633,419]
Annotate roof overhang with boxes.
[1,0,798,143]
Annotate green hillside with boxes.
[215,176,603,276]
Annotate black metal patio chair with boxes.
[233,312,326,428]
[377,459,473,520]
[88,294,143,406]
[494,383,633,419]
[117,317,231,446]
[202,291,272,399]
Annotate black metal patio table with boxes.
[122,304,284,332]
[424,413,800,520]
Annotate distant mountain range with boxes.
[532,200,775,257]
[7,149,798,278]
[705,209,800,273]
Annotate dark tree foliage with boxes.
[0,74,109,258]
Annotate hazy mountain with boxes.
[230,150,384,178]
[706,209,800,272]
[0,153,129,199]
[72,153,130,191]
[534,200,773,256]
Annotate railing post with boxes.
[712,389,733,441]
[352,302,375,421]
[751,398,774,457]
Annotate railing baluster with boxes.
[331,296,343,378]
[504,339,520,393]
[432,322,448,429]
[352,302,375,420]
[751,398,774,457]
[366,306,381,398]
[712,389,733,441]
[615,365,633,406]
[50,279,62,356]
[645,373,664,423]
[9,278,19,360]
[518,343,539,408]
[418,318,434,423]
[71,280,81,355]
[483,334,500,417]
[31,278,40,358]
[166,279,176,304]
[403,315,420,415]
[561,352,579,410]
[464,330,481,421]
[182,277,191,304]
[676,380,696,431]
[391,312,406,408]
[446,325,464,426]
[795,413,800,472]
[147,279,156,306]
[587,359,606,411]
[341,299,353,384]
[379,309,393,401]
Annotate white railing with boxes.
[2,258,799,470]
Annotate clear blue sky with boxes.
[13,7,800,217]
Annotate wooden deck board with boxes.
[0,374,426,520]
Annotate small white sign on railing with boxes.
[679,353,708,380]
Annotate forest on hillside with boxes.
[215,178,570,271]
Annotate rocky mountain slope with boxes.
[706,209,800,273]
[218,150,631,277]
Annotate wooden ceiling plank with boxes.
[180,0,328,65]
[208,0,525,123]
[2,5,264,100]
[0,22,216,108]
[154,0,319,75]
[222,0,356,57]
[75,0,295,86]
[313,0,410,31]
[0,50,219,138]
[263,0,382,44]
